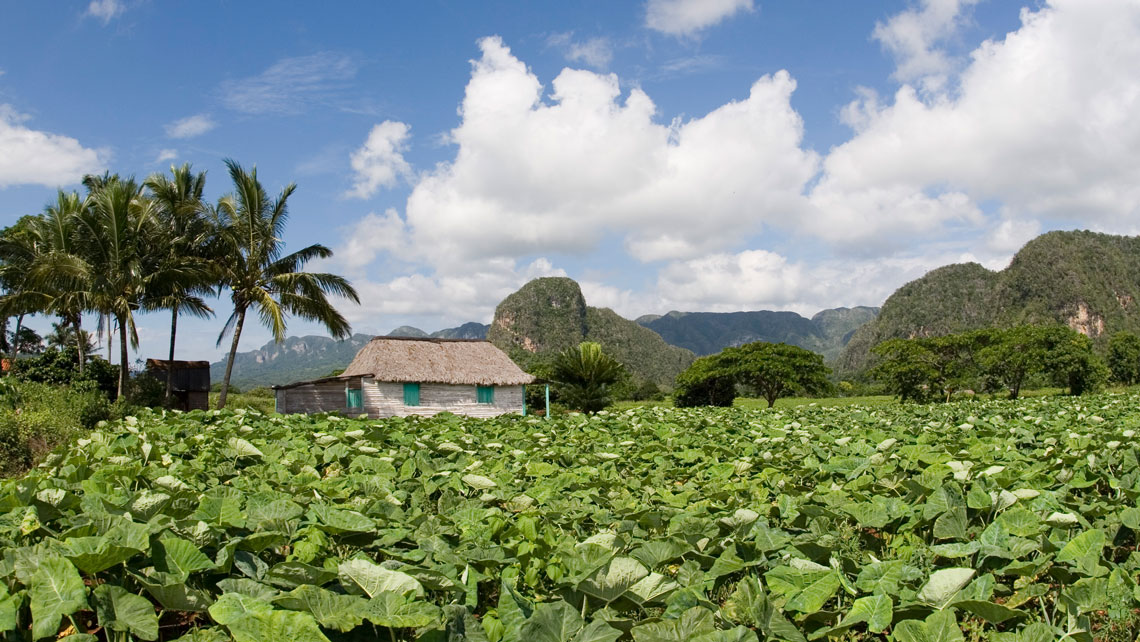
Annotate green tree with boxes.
[673,354,737,408]
[1108,331,1140,385]
[0,216,47,371]
[977,326,1054,399]
[145,163,217,404]
[722,342,831,407]
[549,341,625,412]
[1043,327,1108,395]
[213,160,359,409]
[871,338,939,402]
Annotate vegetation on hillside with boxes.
[839,230,1140,375]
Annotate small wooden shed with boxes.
[145,359,210,411]
[272,337,536,418]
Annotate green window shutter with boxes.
[346,388,362,409]
[476,385,494,404]
[403,382,421,406]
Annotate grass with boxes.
[208,391,275,414]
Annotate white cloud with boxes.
[155,149,178,163]
[220,52,357,115]
[808,0,1140,249]
[401,36,816,268]
[547,33,613,68]
[0,105,106,188]
[335,208,411,270]
[873,0,982,92]
[164,114,216,139]
[345,121,412,199]
[86,0,124,24]
[646,0,754,37]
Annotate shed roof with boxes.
[340,337,535,386]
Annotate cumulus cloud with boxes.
[646,0,754,37]
[808,0,1140,249]
[873,0,982,92]
[86,0,124,24]
[345,121,413,199]
[165,114,216,139]
[220,52,358,115]
[401,36,816,267]
[154,149,178,163]
[546,33,613,68]
[0,105,106,188]
[335,209,411,270]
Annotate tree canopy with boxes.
[674,341,831,408]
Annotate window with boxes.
[403,382,421,406]
[476,385,494,404]
[345,388,362,409]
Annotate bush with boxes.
[11,347,117,398]
[0,379,113,475]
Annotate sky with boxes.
[1,0,1139,365]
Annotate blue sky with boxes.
[1,0,1138,366]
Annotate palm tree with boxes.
[28,192,94,373]
[76,176,155,398]
[145,164,217,404]
[213,159,359,409]
[0,216,48,372]
[549,341,626,412]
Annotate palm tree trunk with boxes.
[74,315,85,376]
[165,304,178,405]
[106,313,113,361]
[217,309,246,409]
[8,314,23,376]
[117,313,129,400]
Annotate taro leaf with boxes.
[462,474,498,490]
[952,600,1028,624]
[707,544,750,579]
[843,501,890,529]
[62,536,143,574]
[154,537,215,580]
[168,628,230,642]
[338,558,424,598]
[822,594,893,636]
[215,579,279,601]
[29,557,87,640]
[751,521,792,553]
[363,591,441,629]
[625,572,680,605]
[930,542,980,559]
[440,603,490,642]
[893,610,964,642]
[630,606,751,642]
[265,562,337,589]
[998,508,1044,538]
[933,507,969,541]
[273,584,367,632]
[916,568,975,609]
[579,557,649,603]
[92,584,159,641]
[227,437,264,458]
[855,560,911,596]
[631,539,689,569]
[233,551,268,581]
[0,585,20,632]
[498,577,534,636]
[1056,529,1106,576]
[135,570,214,612]
[208,593,273,625]
[1120,507,1140,531]
[226,610,330,642]
[1060,577,1108,616]
[194,495,244,528]
[248,499,304,525]
[518,601,587,642]
[784,572,841,613]
[309,505,374,534]
[721,576,805,642]
[1016,621,1060,642]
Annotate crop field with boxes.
[0,395,1138,641]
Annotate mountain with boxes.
[636,307,879,360]
[487,277,695,387]
[386,322,489,339]
[836,230,1140,375]
[210,333,374,390]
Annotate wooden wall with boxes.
[276,378,526,419]
[361,381,524,418]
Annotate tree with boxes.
[145,164,217,404]
[0,216,47,372]
[8,327,43,355]
[1043,327,1108,395]
[213,160,359,409]
[674,355,737,407]
[1108,331,1140,385]
[549,341,625,412]
[722,342,831,407]
[871,338,939,402]
[977,326,1053,399]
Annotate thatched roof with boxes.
[340,337,536,386]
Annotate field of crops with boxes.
[0,394,1138,641]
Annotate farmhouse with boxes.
[272,337,536,418]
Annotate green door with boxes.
[403,382,421,406]
[476,385,494,404]
[346,388,362,409]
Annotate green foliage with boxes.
[1108,331,1140,385]
[0,393,1138,640]
[0,380,111,475]
[11,347,118,397]
[674,355,737,407]
[674,342,831,408]
[549,342,626,412]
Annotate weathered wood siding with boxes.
[276,380,353,415]
[362,381,524,418]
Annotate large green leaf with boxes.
[519,601,621,642]
[338,558,424,598]
[93,584,159,641]
[29,557,87,641]
[578,557,649,602]
[62,536,144,574]
[273,585,368,632]
[154,537,215,579]
[363,591,441,629]
[721,577,805,642]
[823,594,893,635]
[893,610,964,642]
[916,568,975,609]
[630,606,751,642]
[784,572,841,613]
[226,609,330,642]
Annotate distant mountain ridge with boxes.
[836,230,1140,375]
[387,322,489,340]
[636,307,878,360]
